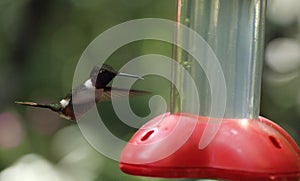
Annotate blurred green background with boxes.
[0,0,299,180]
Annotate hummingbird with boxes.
[15,64,148,121]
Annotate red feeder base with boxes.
[120,112,300,180]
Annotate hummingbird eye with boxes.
[99,69,108,74]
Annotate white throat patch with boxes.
[84,79,94,89]
[60,99,70,108]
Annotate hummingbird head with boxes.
[90,64,117,89]
[90,64,143,89]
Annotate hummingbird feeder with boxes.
[120,0,300,180]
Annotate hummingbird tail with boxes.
[15,101,53,109]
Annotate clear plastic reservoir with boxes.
[172,0,266,119]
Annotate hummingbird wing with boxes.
[71,86,150,104]
[65,86,149,120]
[71,86,98,105]
[98,87,150,101]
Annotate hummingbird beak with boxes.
[117,72,144,80]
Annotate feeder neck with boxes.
[171,0,266,119]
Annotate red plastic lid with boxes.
[120,112,300,180]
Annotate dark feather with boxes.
[89,64,118,89]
